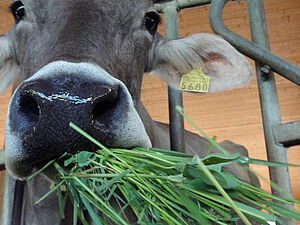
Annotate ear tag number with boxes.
[180,67,210,93]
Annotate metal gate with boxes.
[1,0,300,224]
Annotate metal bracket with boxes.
[274,121,300,147]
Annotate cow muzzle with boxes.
[5,61,151,179]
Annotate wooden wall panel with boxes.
[0,0,300,218]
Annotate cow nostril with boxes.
[92,99,117,129]
[19,94,40,124]
[92,100,112,119]
[91,87,119,129]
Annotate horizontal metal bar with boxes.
[0,149,5,171]
[155,0,212,12]
[209,0,300,86]
[274,121,300,147]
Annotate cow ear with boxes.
[0,35,20,94]
[147,33,253,94]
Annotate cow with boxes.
[0,0,259,224]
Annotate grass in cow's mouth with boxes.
[28,107,300,225]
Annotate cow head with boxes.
[0,0,252,179]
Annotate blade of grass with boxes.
[183,185,276,222]
[247,168,298,201]
[73,202,78,225]
[208,136,218,154]
[238,179,294,204]
[145,147,193,157]
[78,189,121,224]
[125,174,187,224]
[35,180,65,205]
[187,191,233,219]
[150,179,218,223]
[176,106,229,155]
[56,180,65,219]
[78,208,92,225]
[27,159,56,182]
[239,157,299,167]
[134,189,184,225]
[194,156,252,225]
[73,177,129,225]
[176,188,211,224]
[80,194,103,225]
[69,123,122,162]
[262,199,300,220]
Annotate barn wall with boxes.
[0,0,299,219]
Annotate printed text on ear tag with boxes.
[180,67,210,93]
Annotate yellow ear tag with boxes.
[180,67,210,93]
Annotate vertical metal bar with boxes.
[162,5,185,152]
[2,174,15,225]
[247,1,295,224]
[11,180,25,225]
[5,78,24,225]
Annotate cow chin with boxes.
[4,135,33,180]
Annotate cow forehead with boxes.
[17,0,153,17]
[13,0,157,54]
[14,0,154,33]
[12,0,158,85]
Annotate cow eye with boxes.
[10,1,25,23]
[144,11,161,35]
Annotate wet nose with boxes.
[18,76,119,129]
[9,74,120,154]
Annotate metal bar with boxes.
[246,5,295,223]
[246,1,295,224]
[209,0,300,86]
[0,149,5,170]
[2,174,16,225]
[162,4,185,152]
[210,0,296,224]
[274,121,300,147]
[155,0,212,12]
[177,0,212,9]
[11,181,25,225]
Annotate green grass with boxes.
[28,107,300,225]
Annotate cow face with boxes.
[0,0,252,179]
